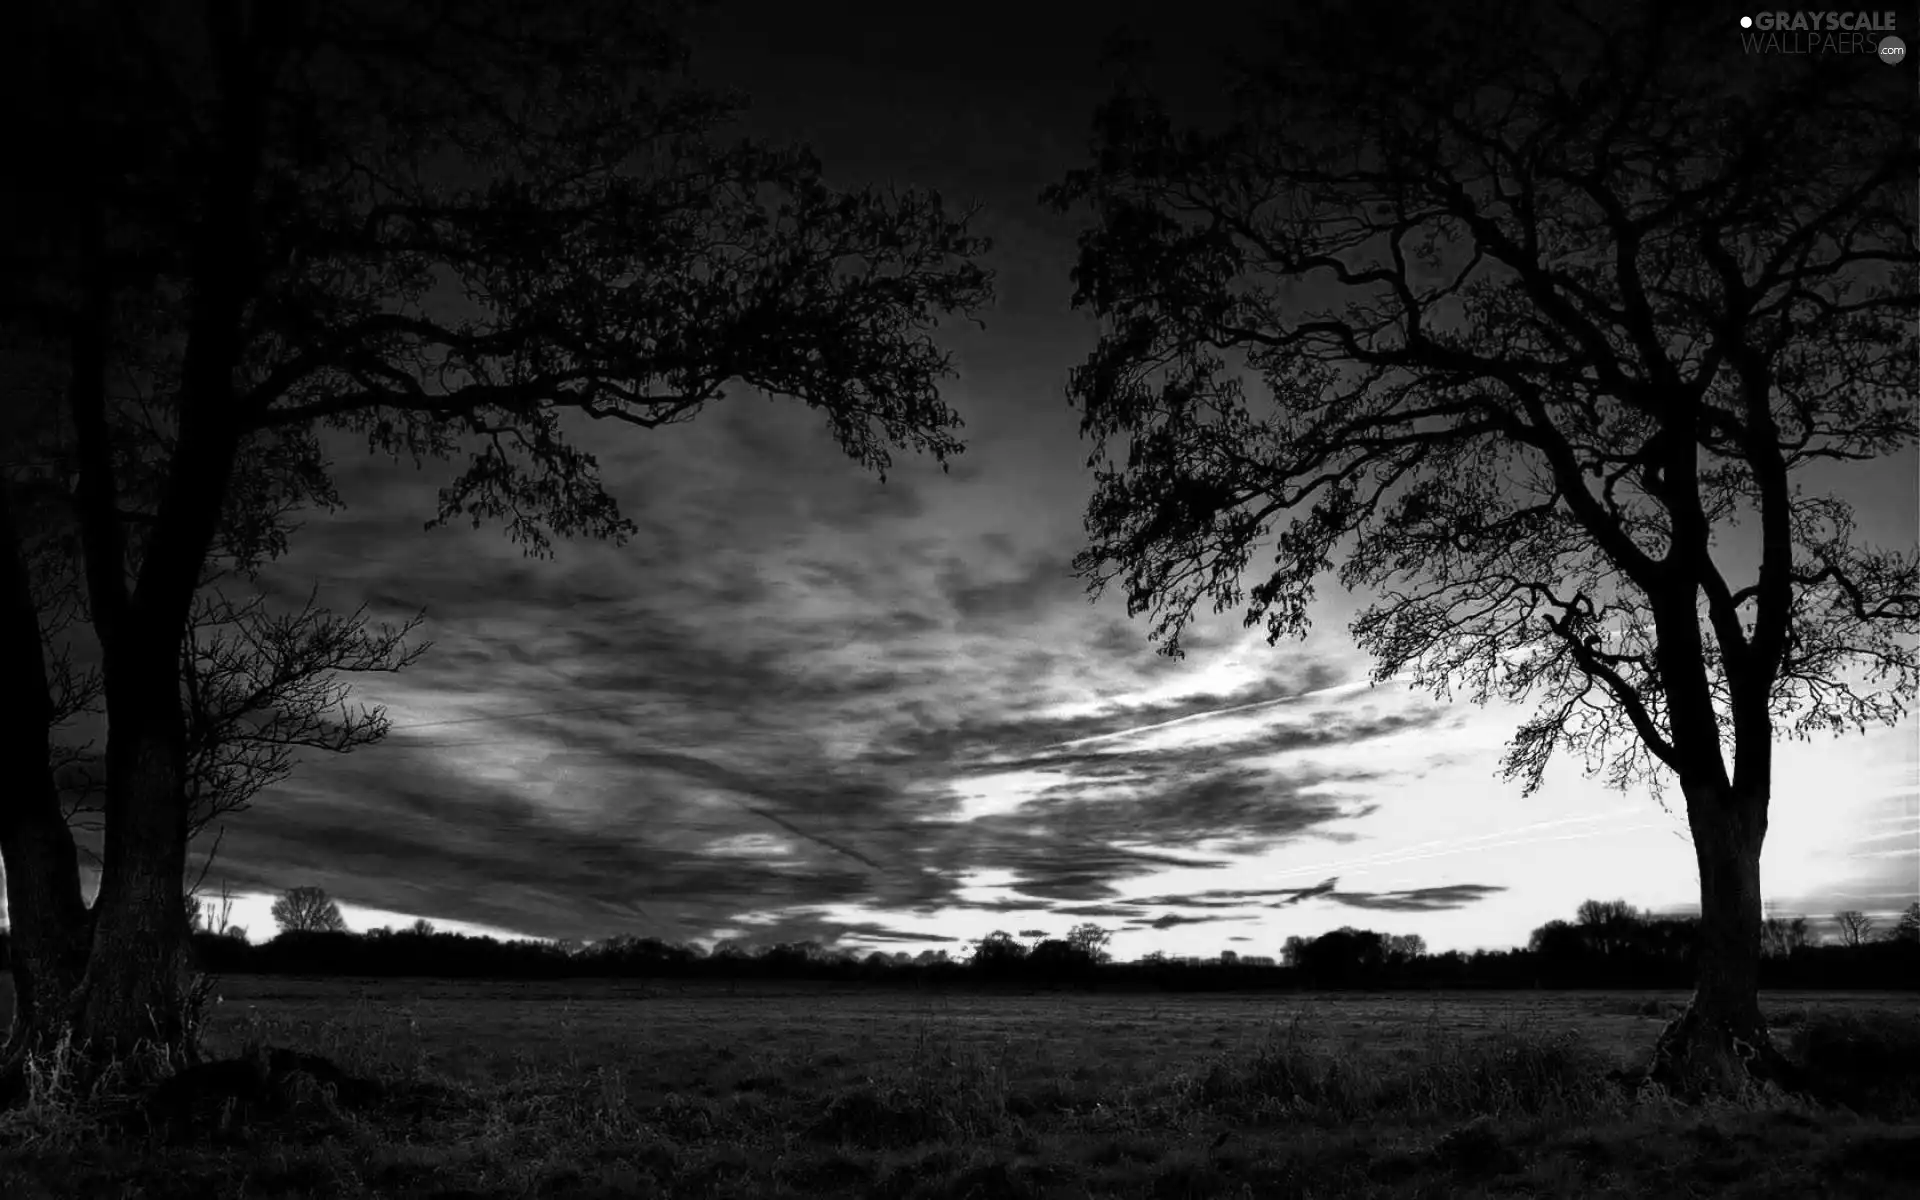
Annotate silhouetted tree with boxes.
[627,937,698,972]
[0,0,990,1091]
[1027,937,1099,982]
[142,909,1919,989]
[34,569,428,871]
[1896,903,1920,944]
[1577,900,1640,928]
[193,881,241,949]
[1050,0,1913,1096]
[269,887,346,935]
[1528,920,1577,957]
[969,930,1029,974]
[1577,900,1648,959]
[1066,923,1114,965]
[408,919,435,937]
[1294,927,1389,984]
[753,942,814,975]
[8,377,425,1063]
[1385,933,1426,962]
[1760,915,1811,958]
[1833,910,1875,947]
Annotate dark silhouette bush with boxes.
[35,897,1900,992]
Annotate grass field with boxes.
[1,978,1916,1197]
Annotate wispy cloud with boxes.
[210,395,1458,949]
[1326,884,1511,913]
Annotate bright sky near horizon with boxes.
[9,2,1916,958]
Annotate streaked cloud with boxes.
[1327,885,1512,913]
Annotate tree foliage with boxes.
[269,886,346,935]
[51,588,428,855]
[969,929,1029,972]
[1760,915,1811,958]
[1051,1,1914,793]
[1577,900,1640,927]
[1292,926,1387,982]
[1832,909,1875,947]
[1066,922,1114,964]
[5,331,430,876]
[1896,902,1920,945]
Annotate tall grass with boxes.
[2,988,1914,1199]
[1155,1009,1629,1127]
[1786,1010,1920,1117]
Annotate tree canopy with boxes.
[1053,4,1914,792]
[0,0,991,1093]
[269,885,347,935]
[1049,0,1915,1096]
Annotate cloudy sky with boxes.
[67,3,1920,955]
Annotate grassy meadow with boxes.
[1,978,1916,1198]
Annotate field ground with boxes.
[1,979,1916,1197]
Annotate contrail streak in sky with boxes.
[1258,808,1657,878]
[1048,683,1370,751]
[741,804,885,871]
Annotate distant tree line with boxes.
[4,892,1912,990]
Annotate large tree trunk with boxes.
[1,726,199,1106]
[0,785,93,1106]
[1647,777,1802,1098]
[0,3,256,1108]
[72,712,197,1073]
[0,484,96,1104]
[2,480,200,1095]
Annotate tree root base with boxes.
[1641,1002,1810,1104]
[1,1038,386,1144]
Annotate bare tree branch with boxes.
[1051,2,1915,799]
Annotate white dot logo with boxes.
[1740,15,1753,27]
[1880,36,1907,64]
